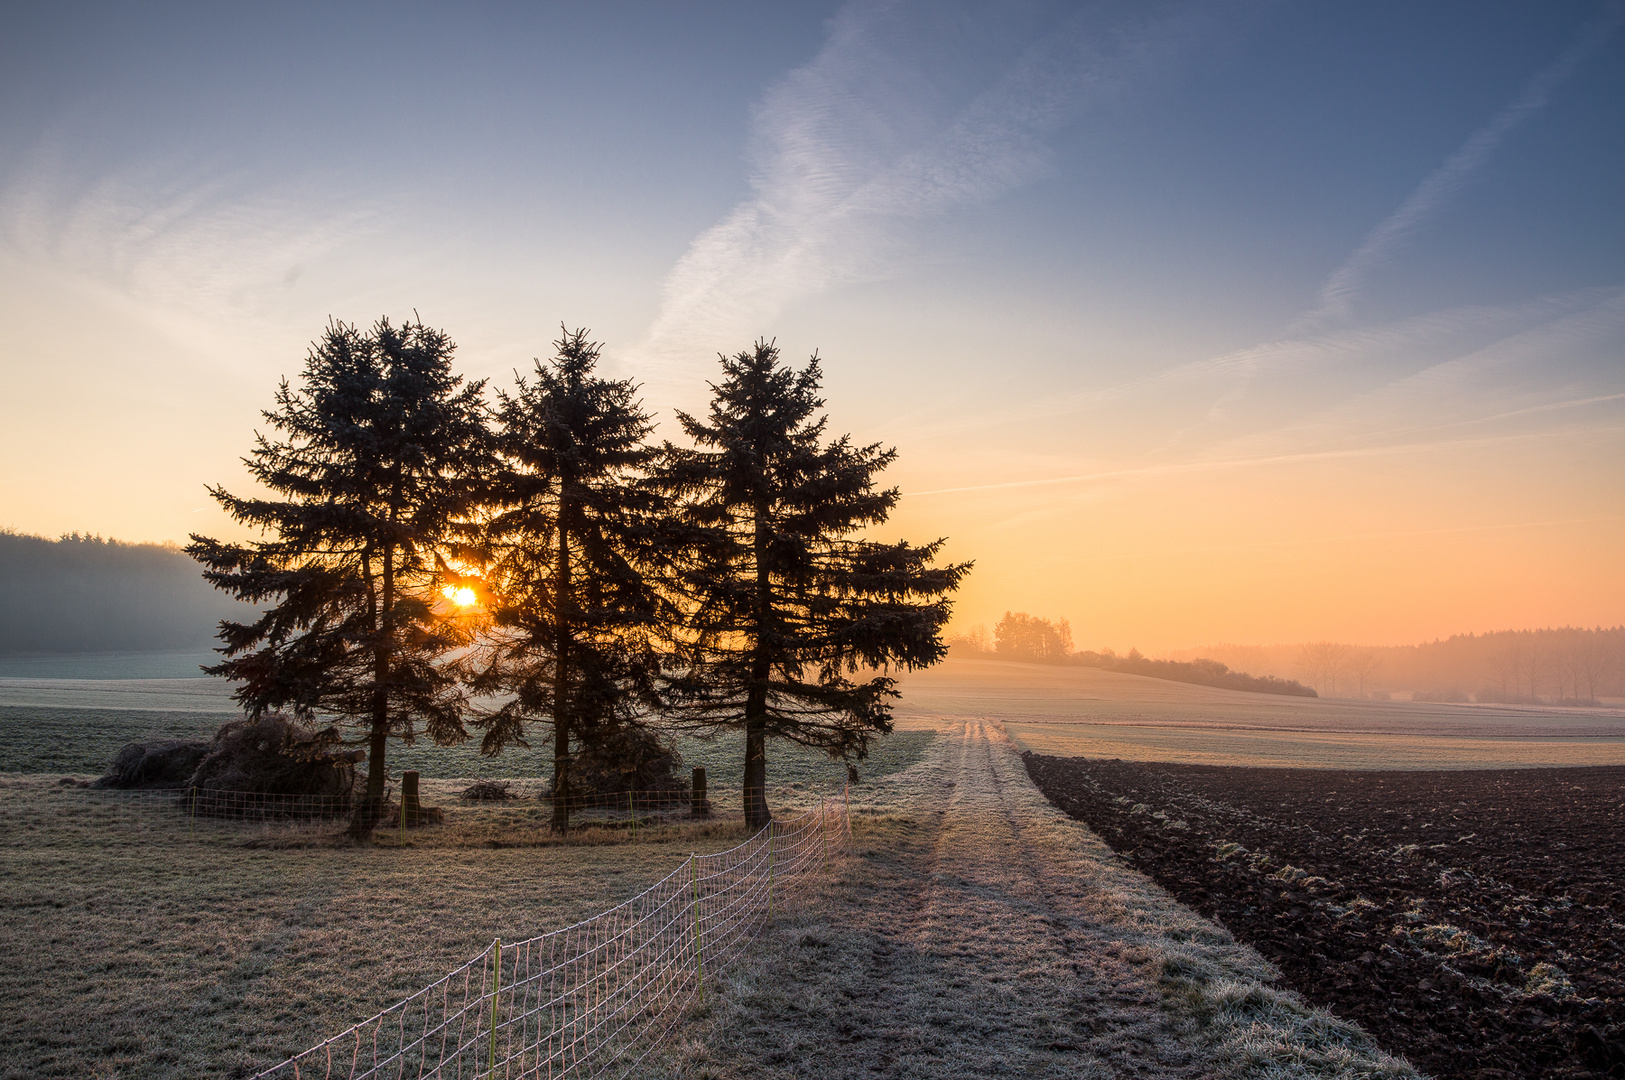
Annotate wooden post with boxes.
[628,790,636,842]
[402,770,421,828]
[767,824,775,919]
[691,767,708,818]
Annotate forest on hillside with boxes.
[946,612,1317,697]
[0,530,246,654]
[950,613,1625,703]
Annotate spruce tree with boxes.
[187,317,490,839]
[464,328,672,830]
[660,342,969,827]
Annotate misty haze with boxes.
[3,4,1622,1079]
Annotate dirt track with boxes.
[669,721,1414,1079]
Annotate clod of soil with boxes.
[1024,753,1625,1080]
[91,739,208,789]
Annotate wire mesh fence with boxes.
[252,795,850,1079]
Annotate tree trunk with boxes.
[551,509,572,832]
[744,487,773,830]
[352,544,393,842]
[743,716,769,829]
[348,721,389,840]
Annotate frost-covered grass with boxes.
[0,703,934,791]
[651,720,1419,1080]
[0,725,929,1080]
[0,776,770,1079]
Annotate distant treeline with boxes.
[0,530,246,654]
[947,612,1317,697]
[950,611,1624,702]
[1171,627,1625,703]
[1073,650,1317,697]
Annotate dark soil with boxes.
[1024,754,1625,1080]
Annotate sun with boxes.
[442,585,478,608]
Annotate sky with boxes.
[2,0,1622,653]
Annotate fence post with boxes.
[821,801,829,874]
[629,790,636,842]
[767,824,775,920]
[691,767,707,818]
[690,855,704,1005]
[488,938,502,1075]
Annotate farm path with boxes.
[693,719,1211,1078]
[897,718,1206,1076]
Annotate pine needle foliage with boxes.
[465,328,675,829]
[186,317,490,839]
[660,342,969,826]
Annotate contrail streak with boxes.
[1306,3,1623,325]
[1054,515,1625,564]
[905,424,1622,496]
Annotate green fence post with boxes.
[690,855,704,1005]
[488,938,502,1075]
[821,801,829,874]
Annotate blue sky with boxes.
[3,1,1622,648]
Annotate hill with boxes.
[0,530,246,654]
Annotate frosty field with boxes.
[891,659,1625,769]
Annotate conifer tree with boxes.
[465,329,672,830]
[187,317,490,839]
[660,342,969,827]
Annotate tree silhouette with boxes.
[993,611,1072,661]
[660,342,969,827]
[187,317,490,839]
[464,329,673,830]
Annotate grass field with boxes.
[2,651,1614,1077]
[658,721,1416,1080]
[891,658,1625,769]
[0,660,931,790]
[0,778,774,1079]
[8,653,1622,778]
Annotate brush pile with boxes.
[91,739,209,789]
[554,726,687,802]
[185,713,361,807]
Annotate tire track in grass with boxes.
[666,720,1418,1080]
[904,720,1201,1076]
[669,721,1208,1078]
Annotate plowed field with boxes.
[1024,755,1625,1080]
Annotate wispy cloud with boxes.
[894,287,1625,445]
[906,425,1623,498]
[1042,514,1625,564]
[0,144,390,360]
[638,0,1224,371]
[1304,3,1624,326]
[899,283,1625,500]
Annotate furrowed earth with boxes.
[1023,754,1625,1080]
